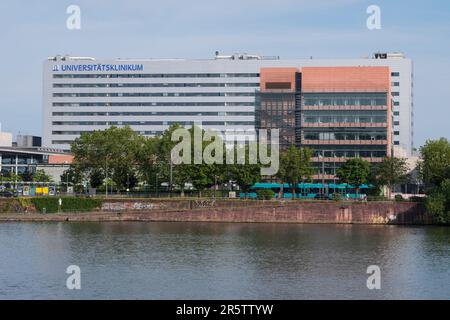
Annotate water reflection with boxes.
[0,222,448,299]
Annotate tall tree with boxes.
[71,126,145,191]
[375,157,409,199]
[419,138,450,188]
[419,138,450,224]
[229,143,261,198]
[60,166,83,188]
[426,179,450,224]
[277,146,313,199]
[33,169,52,182]
[336,158,371,197]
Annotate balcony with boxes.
[312,157,384,163]
[302,139,388,145]
[301,105,388,111]
[301,122,387,128]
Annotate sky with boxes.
[0,0,449,148]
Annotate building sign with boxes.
[52,64,144,72]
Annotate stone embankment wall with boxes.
[0,198,432,224]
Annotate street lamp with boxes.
[169,158,173,197]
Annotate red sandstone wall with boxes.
[0,199,431,225]
[114,201,430,225]
[98,200,432,225]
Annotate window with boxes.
[394,131,400,135]
[393,101,400,106]
[394,121,400,125]
[394,111,399,116]
[391,72,400,77]
[392,82,400,86]
[392,92,400,96]
[394,141,400,145]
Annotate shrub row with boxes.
[31,197,103,213]
[256,189,275,200]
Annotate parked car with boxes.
[0,191,17,198]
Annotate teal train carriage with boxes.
[239,182,369,200]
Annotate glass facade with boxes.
[303,93,387,107]
[301,91,389,179]
[0,151,44,176]
[303,110,387,124]
[255,91,298,148]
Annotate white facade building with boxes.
[42,52,413,154]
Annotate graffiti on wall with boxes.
[101,202,167,212]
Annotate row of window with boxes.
[303,115,387,124]
[52,131,159,135]
[303,132,387,141]
[52,102,254,107]
[53,82,260,88]
[1,157,40,165]
[1,167,36,175]
[312,150,387,158]
[53,92,256,97]
[1,154,45,165]
[303,93,387,107]
[52,121,254,126]
[53,73,260,79]
[52,111,254,116]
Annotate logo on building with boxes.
[52,65,60,71]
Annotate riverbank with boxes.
[0,198,433,224]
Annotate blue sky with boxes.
[0,0,449,148]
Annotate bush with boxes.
[394,194,404,201]
[425,179,450,224]
[256,189,275,200]
[0,199,20,213]
[367,186,382,197]
[425,193,449,224]
[332,192,342,201]
[32,197,103,213]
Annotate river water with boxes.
[0,222,448,299]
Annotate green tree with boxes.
[71,126,145,191]
[170,125,226,197]
[33,169,52,182]
[229,143,261,198]
[277,146,313,199]
[336,158,371,197]
[60,166,83,189]
[375,157,409,199]
[20,170,33,182]
[426,179,450,224]
[419,138,450,187]
[88,168,104,189]
[136,135,161,187]
[419,138,450,224]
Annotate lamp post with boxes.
[169,158,173,197]
[149,154,158,198]
[105,155,108,198]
